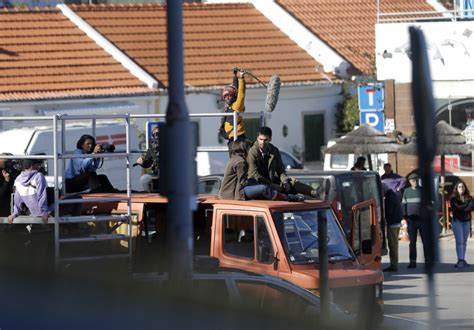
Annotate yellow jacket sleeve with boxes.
[231,78,246,113]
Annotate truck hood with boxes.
[292,267,383,288]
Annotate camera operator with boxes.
[65,134,116,193]
[135,126,160,192]
[0,154,21,217]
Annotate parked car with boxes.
[133,257,354,329]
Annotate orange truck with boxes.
[84,193,384,318]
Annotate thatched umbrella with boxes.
[398,120,470,160]
[325,124,400,170]
[398,120,471,231]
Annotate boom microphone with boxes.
[265,75,280,112]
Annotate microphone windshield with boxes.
[265,75,280,112]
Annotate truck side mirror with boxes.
[361,239,372,254]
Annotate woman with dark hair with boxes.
[218,139,303,202]
[450,181,472,268]
[65,134,115,193]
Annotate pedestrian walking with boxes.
[450,181,472,268]
[383,183,403,272]
[402,172,429,269]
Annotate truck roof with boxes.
[82,192,331,211]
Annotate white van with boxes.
[0,123,142,190]
[196,149,304,176]
[323,139,387,174]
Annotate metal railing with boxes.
[0,113,134,265]
[377,0,474,23]
[0,110,251,264]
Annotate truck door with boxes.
[350,199,381,270]
[213,210,279,276]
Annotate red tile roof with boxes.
[276,0,438,75]
[70,3,334,89]
[0,8,154,102]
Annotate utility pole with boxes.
[162,0,195,283]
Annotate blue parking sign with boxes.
[360,111,384,132]
[358,84,384,111]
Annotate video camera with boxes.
[0,154,22,179]
[97,142,116,153]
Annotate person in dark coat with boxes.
[136,126,160,192]
[381,163,402,180]
[247,127,317,198]
[351,156,367,171]
[383,183,404,272]
[219,139,303,202]
[449,181,472,268]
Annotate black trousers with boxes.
[65,171,115,193]
[407,215,428,262]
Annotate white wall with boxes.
[376,21,474,85]
[159,84,343,159]
[1,85,343,163]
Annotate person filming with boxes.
[65,134,116,193]
[135,126,160,192]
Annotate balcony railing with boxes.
[377,0,474,23]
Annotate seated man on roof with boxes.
[247,127,318,199]
[218,139,303,202]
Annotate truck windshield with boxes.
[273,209,354,265]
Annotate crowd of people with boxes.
[0,68,472,270]
[352,156,473,270]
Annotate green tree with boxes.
[335,85,359,133]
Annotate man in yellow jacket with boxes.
[219,69,246,148]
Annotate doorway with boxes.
[303,114,325,162]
